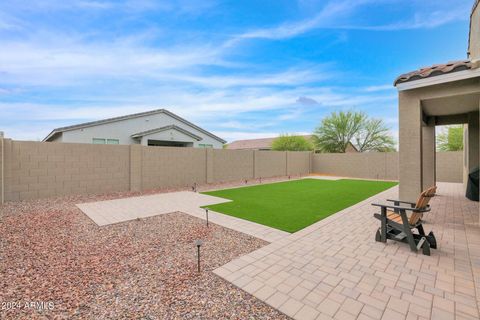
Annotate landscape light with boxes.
[205,208,209,227]
[195,240,203,272]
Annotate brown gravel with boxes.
[0,193,290,319]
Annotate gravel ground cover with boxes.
[0,193,290,319]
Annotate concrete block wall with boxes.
[254,150,287,178]
[436,152,464,183]
[1,140,312,202]
[287,151,311,176]
[312,152,398,180]
[141,146,207,190]
[312,151,463,183]
[210,149,255,183]
[4,140,130,201]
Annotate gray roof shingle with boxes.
[43,108,226,143]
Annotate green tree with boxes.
[437,125,463,151]
[271,135,313,151]
[313,111,395,153]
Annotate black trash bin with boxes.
[466,166,479,201]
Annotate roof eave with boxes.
[131,125,204,141]
[43,130,59,142]
[395,68,480,91]
[42,108,227,144]
[160,110,226,143]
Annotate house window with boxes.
[199,143,213,148]
[93,138,119,145]
[107,139,119,145]
[92,138,106,144]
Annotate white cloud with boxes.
[364,84,394,92]
[226,1,353,44]
[168,67,331,88]
[76,1,114,9]
[225,0,468,46]
[0,34,228,86]
[338,7,469,31]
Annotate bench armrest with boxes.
[386,199,416,207]
[371,203,430,213]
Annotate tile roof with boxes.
[227,135,314,150]
[394,60,473,86]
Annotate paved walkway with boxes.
[214,183,480,320]
[76,191,289,243]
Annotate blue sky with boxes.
[0,0,473,142]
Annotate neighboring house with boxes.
[43,109,226,148]
[394,0,480,202]
[227,135,359,152]
[227,135,315,151]
[344,142,359,153]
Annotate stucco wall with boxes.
[59,112,224,148]
[312,152,463,183]
[470,1,480,61]
[139,129,196,146]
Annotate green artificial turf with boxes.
[202,179,397,233]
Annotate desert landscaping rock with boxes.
[0,193,289,319]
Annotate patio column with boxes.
[467,111,479,173]
[422,118,436,190]
[399,91,423,202]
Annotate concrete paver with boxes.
[76,191,289,242]
[213,182,480,320]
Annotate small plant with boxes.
[271,135,313,151]
[437,125,463,151]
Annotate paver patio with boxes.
[214,182,480,320]
[76,191,289,242]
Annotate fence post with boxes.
[253,150,257,179]
[206,148,214,184]
[308,151,315,174]
[285,151,289,176]
[129,145,142,192]
[0,131,4,204]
